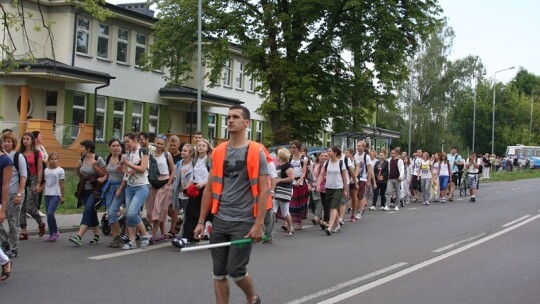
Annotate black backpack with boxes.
[148,152,169,187]
[324,159,344,172]
[12,152,30,182]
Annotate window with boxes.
[245,120,252,140]
[117,29,129,63]
[45,91,57,122]
[255,121,263,143]
[113,99,125,139]
[132,102,143,132]
[235,61,244,89]
[220,115,228,139]
[149,105,159,136]
[135,33,146,66]
[222,60,232,86]
[247,76,255,92]
[76,17,90,54]
[72,93,86,138]
[208,114,216,140]
[326,132,331,147]
[95,96,106,140]
[97,24,110,59]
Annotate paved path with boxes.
[3,178,540,304]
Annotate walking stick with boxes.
[180,236,269,253]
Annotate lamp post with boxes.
[531,89,539,142]
[472,77,477,151]
[196,0,202,133]
[491,66,515,155]
[408,60,414,155]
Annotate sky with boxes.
[439,0,540,82]
[109,0,539,82]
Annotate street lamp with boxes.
[491,66,515,155]
[531,89,539,142]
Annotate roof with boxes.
[160,86,243,107]
[333,126,401,139]
[2,58,115,84]
[104,2,158,23]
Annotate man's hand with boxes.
[60,196,65,205]
[193,223,204,240]
[0,210,5,223]
[14,195,22,205]
[245,223,264,243]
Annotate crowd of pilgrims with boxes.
[0,128,483,275]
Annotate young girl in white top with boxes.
[438,153,451,203]
[40,153,64,242]
[431,153,440,201]
[419,152,432,205]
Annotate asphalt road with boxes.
[2,178,540,304]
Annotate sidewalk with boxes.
[26,212,104,235]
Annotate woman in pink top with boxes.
[313,152,329,229]
[19,132,45,240]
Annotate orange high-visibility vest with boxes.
[210,141,272,217]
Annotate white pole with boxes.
[491,67,515,155]
[196,0,202,133]
[472,77,477,151]
[408,61,413,154]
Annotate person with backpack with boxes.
[99,139,126,248]
[0,148,14,281]
[465,152,482,202]
[183,139,213,243]
[387,149,404,211]
[18,132,45,240]
[311,152,328,226]
[316,146,349,235]
[193,105,270,304]
[0,132,27,258]
[342,148,359,223]
[146,136,175,243]
[409,149,423,203]
[69,140,106,246]
[115,132,152,250]
[370,150,389,211]
[447,147,463,201]
[354,141,374,219]
[288,140,309,231]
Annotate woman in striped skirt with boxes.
[288,140,309,230]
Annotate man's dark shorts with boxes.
[210,217,253,281]
[411,175,421,192]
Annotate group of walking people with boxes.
[264,143,484,239]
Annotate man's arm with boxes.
[245,173,269,243]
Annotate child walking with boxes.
[41,153,65,242]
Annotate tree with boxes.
[147,0,441,144]
[510,68,540,96]
[391,20,484,154]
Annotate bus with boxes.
[505,145,540,169]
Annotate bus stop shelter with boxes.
[332,126,401,152]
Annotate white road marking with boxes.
[88,242,174,260]
[407,208,419,211]
[502,215,531,227]
[316,214,540,304]
[286,263,408,304]
[432,233,487,253]
[495,191,502,194]
[387,211,397,214]
[510,188,517,191]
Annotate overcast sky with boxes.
[110,0,538,82]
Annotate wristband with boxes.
[197,222,205,225]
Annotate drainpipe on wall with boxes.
[94,79,112,142]
[189,100,197,144]
[72,9,82,66]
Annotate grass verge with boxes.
[483,169,540,182]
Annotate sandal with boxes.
[1,261,12,281]
[19,233,28,241]
[280,225,288,232]
[286,230,295,236]
[166,231,176,239]
[311,218,318,225]
[38,222,46,237]
[295,224,303,230]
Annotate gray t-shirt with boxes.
[8,151,28,194]
[80,156,105,190]
[216,145,269,223]
[106,155,124,182]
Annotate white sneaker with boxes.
[369,206,376,211]
[382,206,390,211]
[354,212,362,220]
[394,206,399,211]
